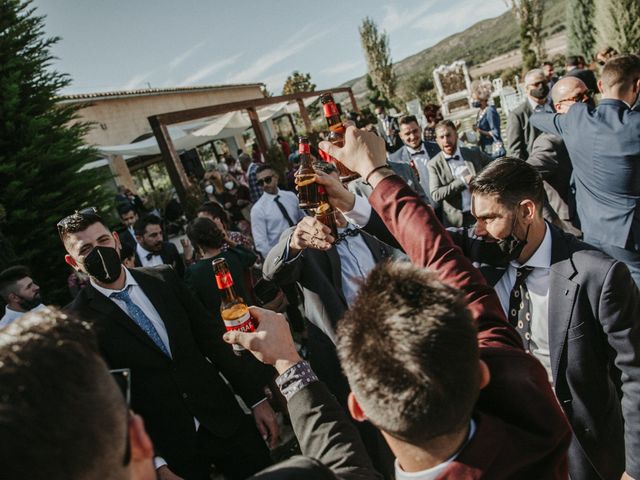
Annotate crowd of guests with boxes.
[1,52,640,480]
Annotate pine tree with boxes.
[567,0,596,58]
[282,71,316,95]
[595,0,640,54]
[359,17,397,106]
[0,0,111,303]
[506,0,545,71]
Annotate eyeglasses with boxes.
[557,90,593,105]
[256,176,274,186]
[56,207,100,237]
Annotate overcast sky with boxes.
[32,0,509,95]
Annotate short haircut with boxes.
[542,61,553,67]
[117,204,135,217]
[186,217,225,252]
[0,265,30,302]
[312,161,338,175]
[601,54,640,91]
[337,261,479,444]
[133,214,161,237]
[119,242,135,262]
[255,164,275,176]
[565,55,580,67]
[57,209,108,244]
[399,115,419,126]
[0,307,129,480]
[434,120,457,133]
[196,201,230,227]
[524,68,545,85]
[470,157,545,210]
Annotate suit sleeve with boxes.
[428,160,467,203]
[506,110,526,160]
[231,245,258,269]
[167,267,266,406]
[598,261,640,477]
[262,227,303,286]
[529,112,567,136]
[528,135,559,180]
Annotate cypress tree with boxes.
[0,0,111,303]
[595,0,640,54]
[567,0,596,59]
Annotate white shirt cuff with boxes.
[154,456,167,470]
[251,397,268,409]
[342,194,373,228]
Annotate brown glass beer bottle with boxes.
[319,93,360,182]
[295,136,321,209]
[212,258,256,354]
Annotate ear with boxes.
[519,199,536,223]
[65,254,80,271]
[478,359,491,390]
[112,231,122,253]
[128,413,155,479]
[597,78,604,94]
[347,392,367,422]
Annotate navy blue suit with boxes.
[531,99,640,285]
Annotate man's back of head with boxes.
[0,307,152,480]
[336,261,480,444]
[599,54,640,103]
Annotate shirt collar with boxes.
[136,243,153,258]
[444,147,462,160]
[90,267,137,297]
[406,143,425,155]
[511,222,552,270]
[261,189,280,199]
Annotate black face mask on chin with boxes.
[496,215,531,262]
[83,246,123,283]
[530,83,549,100]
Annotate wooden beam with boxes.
[348,88,360,113]
[148,116,191,204]
[149,87,352,126]
[287,113,298,136]
[246,107,269,156]
[296,98,313,133]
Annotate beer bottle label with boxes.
[215,272,234,289]
[222,311,255,351]
[299,143,311,155]
[323,102,339,118]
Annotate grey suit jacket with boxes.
[506,99,543,160]
[348,160,426,201]
[427,147,491,227]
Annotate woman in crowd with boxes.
[220,173,252,228]
[471,81,505,158]
[422,104,443,142]
[196,201,255,252]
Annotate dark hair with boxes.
[399,115,419,126]
[542,61,553,68]
[196,201,229,227]
[601,54,640,91]
[255,164,275,176]
[565,55,581,67]
[470,157,545,209]
[133,214,162,237]
[337,261,479,443]
[0,265,31,302]
[0,307,129,479]
[117,204,135,217]
[119,243,135,262]
[434,120,457,132]
[57,208,107,243]
[312,161,338,175]
[186,217,225,252]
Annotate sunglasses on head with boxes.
[56,207,100,236]
[257,176,273,186]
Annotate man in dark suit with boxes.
[531,55,640,286]
[58,209,278,480]
[506,68,554,160]
[117,203,138,250]
[133,214,185,278]
[564,55,598,92]
[427,120,492,227]
[389,115,440,209]
[374,106,402,153]
[338,155,640,479]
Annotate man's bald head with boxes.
[551,77,589,114]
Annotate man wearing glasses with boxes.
[506,68,555,161]
[250,164,305,260]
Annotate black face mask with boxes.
[17,293,42,311]
[530,84,549,100]
[496,215,531,261]
[83,246,123,283]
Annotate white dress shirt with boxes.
[334,228,377,307]
[403,144,432,194]
[343,194,374,228]
[0,303,47,328]
[395,420,476,480]
[494,223,553,381]
[251,189,305,258]
[136,243,164,267]
[443,147,472,212]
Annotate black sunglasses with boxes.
[56,207,100,236]
[257,176,273,186]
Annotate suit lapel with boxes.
[361,232,387,262]
[326,248,348,307]
[435,153,455,185]
[547,227,579,384]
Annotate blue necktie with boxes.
[110,286,171,357]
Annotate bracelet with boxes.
[364,164,391,185]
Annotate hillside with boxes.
[343,0,568,102]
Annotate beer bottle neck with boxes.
[220,283,241,305]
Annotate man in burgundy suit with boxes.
[227,126,572,479]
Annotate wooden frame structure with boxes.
[147,87,359,203]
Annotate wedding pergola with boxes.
[147,87,359,204]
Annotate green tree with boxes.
[365,74,393,109]
[567,0,596,58]
[359,17,397,106]
[282,71,316,95]
[506,0,545,71]
[595,0,640,53]
[0,0,110,303]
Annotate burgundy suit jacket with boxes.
[369,175,571,479]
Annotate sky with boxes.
[31,0,510,96]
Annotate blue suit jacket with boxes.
[389,141,440,208]
[530,99,640,249]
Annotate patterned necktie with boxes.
[274,195,295,227]
[508,266,536,352]
[110,286,171,357]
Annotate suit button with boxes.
[182,392,188,400]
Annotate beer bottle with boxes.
[212,258,256,354]
[295,136,320,209]
[319,93,360,182]
[314,186,339,240]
